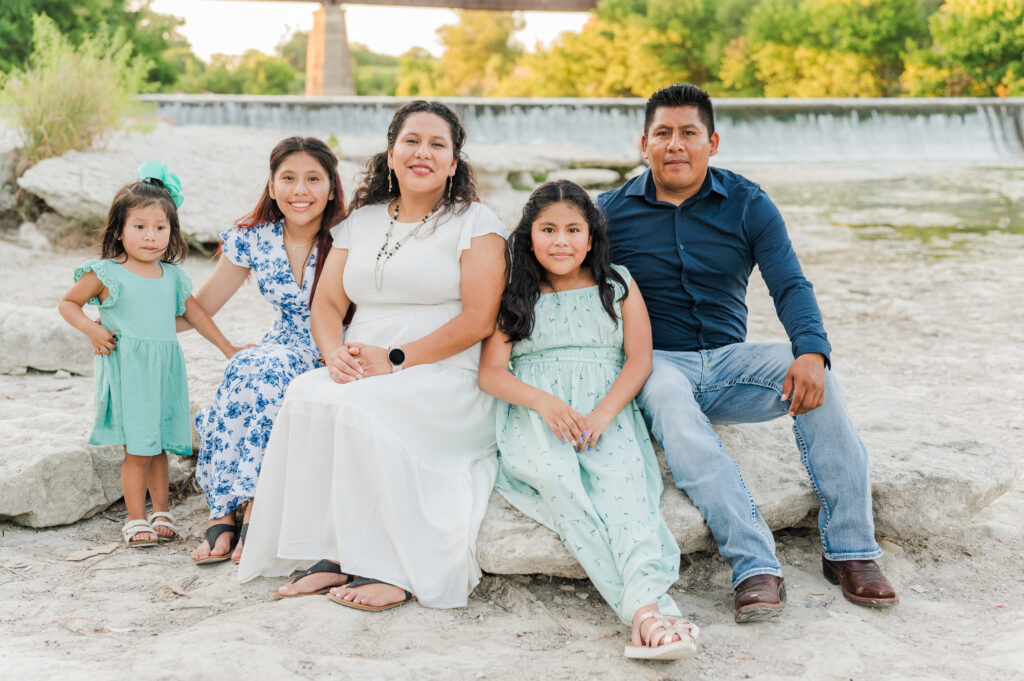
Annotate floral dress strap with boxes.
[73,259,119,308]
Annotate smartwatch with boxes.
[387,346,406,372]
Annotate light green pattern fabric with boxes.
[74,258,193,456]
[494,264,682,624]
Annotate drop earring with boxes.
[388,169,393,195]
[446,176,452,202]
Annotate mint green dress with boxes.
[494,265,682,625]
[74,259,193,457]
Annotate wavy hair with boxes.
[498,180,626,343]
[349,100,478,217]
[101,180,187,264]
[236,136,347,307]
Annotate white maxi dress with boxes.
[238,202,506,608]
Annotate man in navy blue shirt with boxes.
[598,83,898,622]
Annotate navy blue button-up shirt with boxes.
[598,167,831,365]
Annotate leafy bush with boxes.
[0,14,147,165]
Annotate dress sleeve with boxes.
[220,227,254,268]
[330,217,351,249]
[611,263,633,299]
[73,259,119,308]
[458,203,508,253]
[172,265,193,316]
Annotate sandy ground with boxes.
[2,161,1023,680]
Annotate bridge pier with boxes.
[305,1,355,96]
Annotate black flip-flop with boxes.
[192,523,237,565]
[327,576,417,611]
[271,559,352,599]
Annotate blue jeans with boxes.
[637,342,882,588]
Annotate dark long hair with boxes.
[349,100,477,216]
[498,180,626,343]
[101,180,187,264]
[236,136,347,307]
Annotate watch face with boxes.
[388,347,406,366]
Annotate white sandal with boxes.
[147,511,178,542]
[624,611,699,661]
[122,519,159,548]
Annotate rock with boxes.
[17,123,364,243]
[477,418,1016,576]
[0,409,189,528]
[626,164,647,179]
[0,303,94,375]
[17,222,50,251]
[871,439,1016,538]
[547,168,622,190]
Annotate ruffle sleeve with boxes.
[220,226,255,268]
[457,203,508,253]
[73,259,119,308]
[170,264,193,316]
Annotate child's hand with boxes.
[580,407,615,451]
[537,394,587,447]
[85,321,117,355]
[224,343,256,359]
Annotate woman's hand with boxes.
[536,394,587,447]
[581,407,616,451]
[325,344,363,383]
[86,321,117,355]
[345,342,391,377]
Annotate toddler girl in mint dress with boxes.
[59,162,243,549]
[478,181,699,661]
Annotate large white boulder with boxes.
[477,417,1016,577]
[16,124,364,243]
[0,303,94,375]
[0,407,189,528]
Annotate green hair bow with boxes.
[137,160,184,208]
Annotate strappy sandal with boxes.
[122,519,159,548]
[624,611,699,661]
[271,559,353,599]
[147,511,178,542]
[192,523,237,565]
[326,577,417,612]
[232,523,249,564]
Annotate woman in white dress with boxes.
[238,101,507,610]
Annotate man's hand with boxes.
[781,353,826,416]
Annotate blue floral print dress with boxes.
[194,222,321,519]
[494,265,683,625]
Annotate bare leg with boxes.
[122,451,157,544]
[231,498,254,562]
[146,453,174,538]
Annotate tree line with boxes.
[2,0,1022,98]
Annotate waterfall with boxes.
[140,95,1024,162]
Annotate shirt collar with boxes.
[628,167,729,205]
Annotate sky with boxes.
[148,0,592,60]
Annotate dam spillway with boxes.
[140,95,1024,163]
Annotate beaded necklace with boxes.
[374,200,439,292]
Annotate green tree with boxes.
[431,11,523,96]
[0,0,132,73]
[721,0,928,96]
[902,0,1024,96]
[395,47,438,97]
[0,14,146,163]
[276,29,307,73]
[351,44,398,96]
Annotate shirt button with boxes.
[678,244,685,250]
